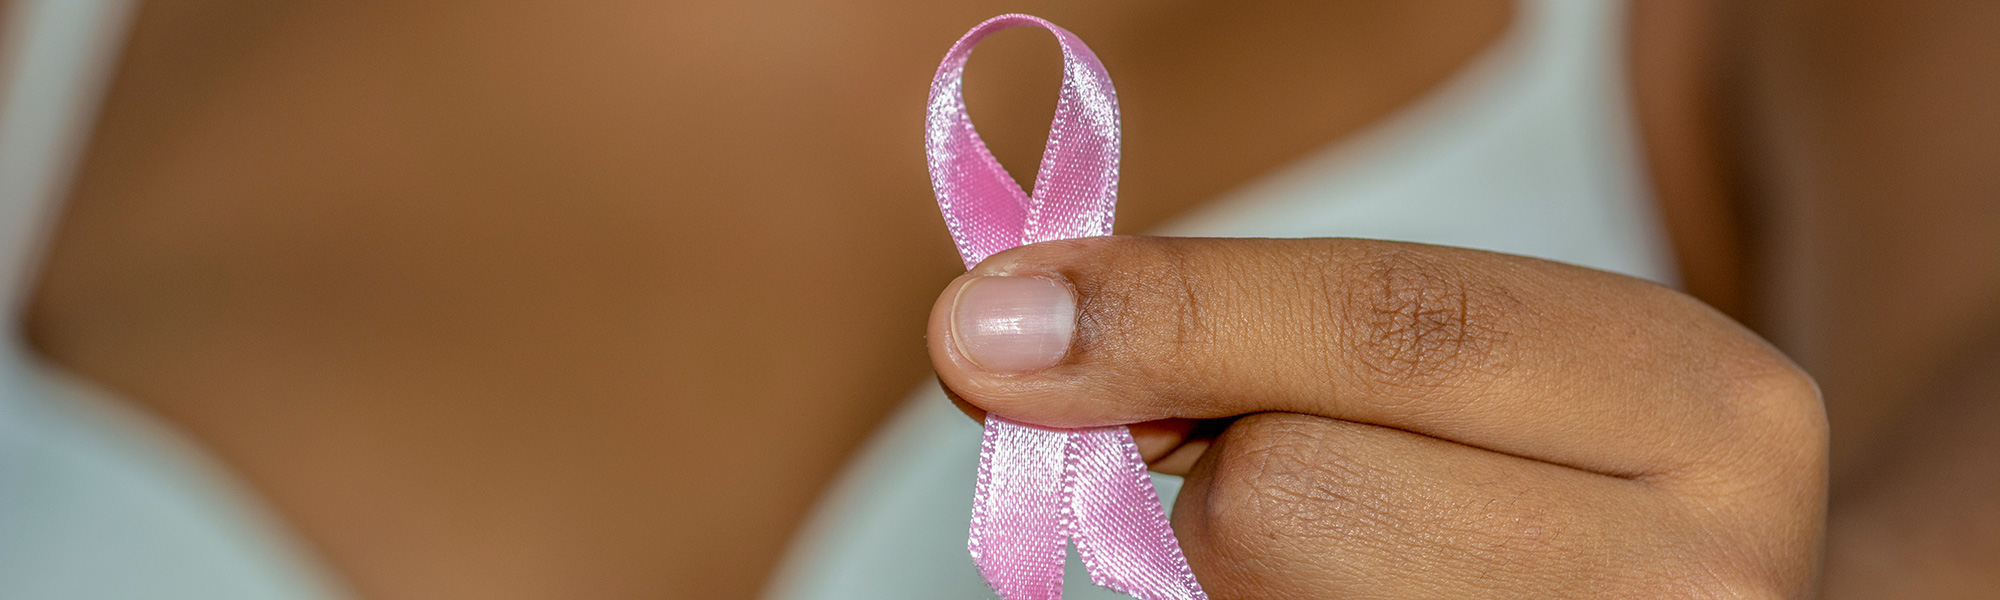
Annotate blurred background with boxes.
[1,0,1995,598]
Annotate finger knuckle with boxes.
[1335,248,1515,402]
[1197,415,1401,547]
[1717,352,1822,420]
[1192,416,1598,591]
[1627,286,1823,430]
[1653,311,1828,473]
[1700,354,1829,492]
[1188,415,1807,597]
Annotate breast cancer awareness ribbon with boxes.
[926,15,1206,600]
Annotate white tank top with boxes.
[0,1,1669,598]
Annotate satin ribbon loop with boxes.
[925,14,1205,600]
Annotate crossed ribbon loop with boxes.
[925,14,1206,600]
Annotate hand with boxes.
[928,237,1826,599]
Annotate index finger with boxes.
[927,236,1824,481]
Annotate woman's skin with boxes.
[16,0,2000,598]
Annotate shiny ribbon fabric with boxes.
[925,15,1206,600]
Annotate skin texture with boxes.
[930,237,1826,598]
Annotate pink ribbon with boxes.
[926,15,1205,600]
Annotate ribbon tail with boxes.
[970,417,1073,600]
[1069,426,1207,600]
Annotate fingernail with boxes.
[951,276,1075,374]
